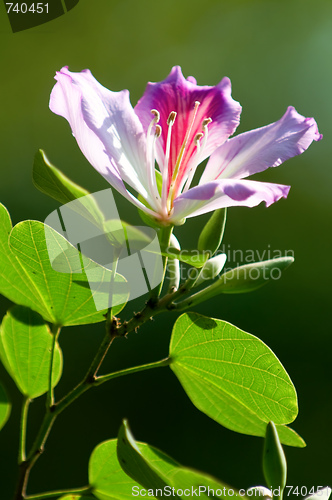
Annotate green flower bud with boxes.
[263,422,287,496]
[197,208,227,257]
[167,234,181,291]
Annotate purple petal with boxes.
[171,179,290,222]
[50,67,160,211]
[201,106,322,183]
[135,66,241,186]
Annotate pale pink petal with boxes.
[201,106,322,183]
[171,179,290,222]
[135,66,241,188]
[50,67,160,211]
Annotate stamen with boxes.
[182,117,212,193]
[167,111,177,125]
[151,109,160,123]
[167,101,201,209]
[162,111,177,216]
[194,132,204,147]
[145,109,162,211]
[202,117,212,129]
[155,124,162,138]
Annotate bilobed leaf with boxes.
[0,306,62,399]
[6,217,127,326]
[116,420,240,499]
[0,203,45,314]
[198,208,227,256]
[32,150,104,226]
[0,381,11,431]
[169,313,301,447]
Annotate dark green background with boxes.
[0,0,331,496]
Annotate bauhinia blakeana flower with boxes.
[50,66,321,225]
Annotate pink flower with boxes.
[50,66,321,225]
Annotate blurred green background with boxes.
[0,0,331,496]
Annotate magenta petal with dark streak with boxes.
[134,66,242,183]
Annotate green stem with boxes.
[95,357,171,386]
[19,397,30,463]
[25,485,91,499]
[14,271,191,499]
[46,325,61,409]
[152,225,173,299]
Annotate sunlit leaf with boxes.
[0,306,62,398]
[169,313,301,446]
[89,438,141,500]
[117,420,242,499]
[58,496,95,500]
[0,381,11,431]
[4,214,126,325]
[58,496,94,500]
[33,149,104,226]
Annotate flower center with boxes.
[147,103,212,218]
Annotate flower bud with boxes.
[263,422,287,495]
[195,253,227,286]
[167,234,181,291]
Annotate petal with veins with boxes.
[171,179,290,222]
[135,66,242,184]
[50,67,160,212]
[201,106,322,183]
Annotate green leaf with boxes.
[89,438,142,500]
[0,209,127,325]
[58,496,95,500]
[169,313,300,446]
[117,420,241,499]
[0,381,11,431]
[117,420,171,493]
[198,208,227,256]
[274,425,305,448]
[33,150,104,226]
[0,203,43,313]
[0,306,62,399]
